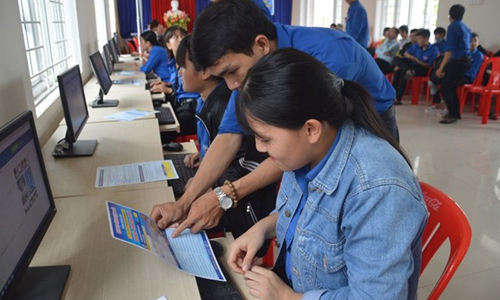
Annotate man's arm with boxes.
[171,157,283,237]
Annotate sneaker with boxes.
[405,70,416,80]
[440,116,458,124]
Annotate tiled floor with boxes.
[395,97,500,300]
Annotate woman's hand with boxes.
[151,84,173,94]
[244,266,302,300]
[184,152,201,168]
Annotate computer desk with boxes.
[42,119,167,198]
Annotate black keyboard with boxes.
[195,259,244,300]
[156,107,175,125]
[164,153,197,197]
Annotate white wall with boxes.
[437,0,500,51]
[0,0,100,145]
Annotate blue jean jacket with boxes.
[273,121,428,300]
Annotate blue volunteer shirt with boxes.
[167,60,199,100]
[346,0,370,48]
[140,45,171,81]
[464,48,484,82]
[446,20,471,59]
[434,38,447,54]
[218,23,396,135]
[407,43,439,66]
[284,127,342,284]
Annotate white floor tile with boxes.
[432,267,500,300]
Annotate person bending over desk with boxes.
[151,0,399,239]
[227,49,428,300]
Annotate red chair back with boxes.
[420,182,472,300]
[484,57,500,89]
[472,58,490,87]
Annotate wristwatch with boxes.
[214,187,233,211]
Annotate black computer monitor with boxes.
[0,111,70,300]
[108,38,120,64]
[53,65,98,158]
[103,44,114,76]
[89,51,119,108]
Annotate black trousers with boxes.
[392,57,430,100]
[441,57,471,119]
[375,58,395,74]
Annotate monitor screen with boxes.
[57,65,89,144]
[112,35,120,56]
[103,44,113,75]
[89,51,112,95]
[0,111,56,298]
[109,38,120,62]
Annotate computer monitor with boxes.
[108,38,120,64]
[0,111,70,300]
[88,51,119,108]
[103,44,114,76]
[53,65,98,158]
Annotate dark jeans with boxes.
[375,58,394,74]
[392,57,430,100]
[380,105,400,142]
[442,57,471,119]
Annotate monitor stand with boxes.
[52,140,97,158]
[91,89,119,108]
[12,265,70,300]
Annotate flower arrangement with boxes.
[163,9,190,31]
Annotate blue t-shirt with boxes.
[167,60,199,100]
[464,48,484,82]
[195,96,210,158]
[346,1,370,48]
[407,43,439,66]
[434,39,447,54]
[446,20,471,59]
[284,126,342,284]
[140,45,171,81]
[218,23,396,135]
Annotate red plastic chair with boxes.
[459,57,500,124]
[411,68,433,105]
[459,57,490,114]
[419,182,472,300]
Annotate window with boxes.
[18,0,79,106]
[375,0,440,41]
[298,0,343,28]
[94,0,108,49]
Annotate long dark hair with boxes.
[141,31,161,47]
[236,49,412,168]
[164,26,188,60]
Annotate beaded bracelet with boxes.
[223,180,239,208]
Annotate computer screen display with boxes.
[57,65,89,144]
[89,51,112,95]
[112,34,120,56]
[109,38,120,63]
[103,44,113,75]
[0,111,56,298]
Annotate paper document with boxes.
[105,108,157,122]
[95,160,178,188]
[106,201,226,281]
[115,71,139,76]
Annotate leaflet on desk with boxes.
[106,201,226,282]
[95,160,178,188]
[104,108,158,122]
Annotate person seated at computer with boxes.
[133,31,171,82]
[227,49,428,300]
[375,27,400,74]
[392,29,438,105]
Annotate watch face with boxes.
[221,196,233,210]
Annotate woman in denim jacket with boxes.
[228,49,428,300]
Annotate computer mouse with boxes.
[163,142,183,152]
[210,241,224,257]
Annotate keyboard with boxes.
[164,153,197,197]
[195,258,244,300]
[156,106,175,125]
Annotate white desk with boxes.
[43,119,166,198]
[158,102,180,133]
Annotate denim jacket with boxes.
[273,121,428,300]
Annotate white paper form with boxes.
[95,160,178,188]
[104,109,158,122]
[106,201,226,281]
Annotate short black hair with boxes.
[391,27,400,34]
[150,19,160,30]
[383,27,390,33]
[434,27,446,35]
[177,34,201,71]
[410,28,419,34]
[399,25,408,34]
[471,32,479,39]
[449,4,465,20]
[416,29,431,39]
[191,0,277,69]
[141,31,161,47]
[163,26,188,60]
